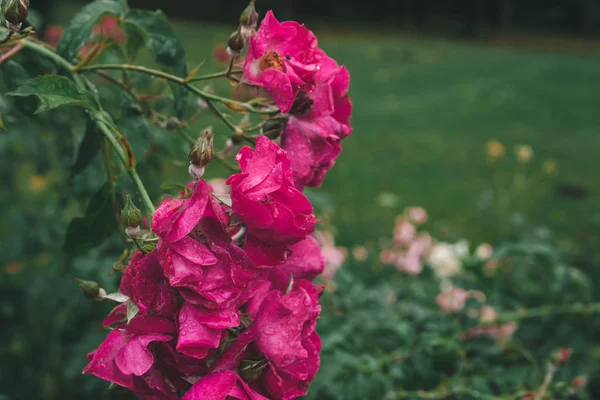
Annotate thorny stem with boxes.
[20,39,156,217]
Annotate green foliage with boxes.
[8,75,99,114]
[123,10,188,116]
[71,119,103,178]
[63,182,119,254]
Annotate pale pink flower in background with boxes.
[436,288,469,313]
[408,207,428,225]
[352,245,368,261]
[395,233,432,275]
[314,231,347,279]
[395,252,423,275]
[475,243,493,260]
[428,242,461,278]
[393,217,416,245]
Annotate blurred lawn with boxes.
[53,4,600,250]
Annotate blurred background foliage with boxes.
[1,0,600,399]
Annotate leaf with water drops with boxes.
[8,75,99,114]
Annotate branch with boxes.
[77,63,277,115]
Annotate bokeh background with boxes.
[2,0,600,399]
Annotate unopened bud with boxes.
[189,129,214,168]
[121,194,142,230]
[75,278,101,300]
[572,376,586,390]
[239,1,259,32]
[553,348,571,365]
[227,30,245,58]
[4,0,29,31]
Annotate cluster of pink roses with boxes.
[244,11,353,190]
[380,207,432,275]
[83,8,353,398]
[84,137,331,399]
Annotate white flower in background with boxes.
[475,243,493,260]
[428,242,461,278]
[453,239,470,259]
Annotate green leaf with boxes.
[56,0,125,61]
[8,75,99,114]
[71,118,103,178]
[63,182,118,254]
[0,113,5,130]
[123,10,188,117]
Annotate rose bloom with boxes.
[227,137,317,266]
[210,281,322,400]
[269,236,325,291]
[243,11,320,113]
[281,54,352,189]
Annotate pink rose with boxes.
[227,137,317,266]
[269,236,325,290]
[281,54,352,189]
[243,11,319,113]
[83,315,177,399]
[120,251,179,317]
[182,370,268,400]
[176,302,240,360]
[251,281,322,399]
[153,180,266,309]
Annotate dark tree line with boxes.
[38,0,600,36]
